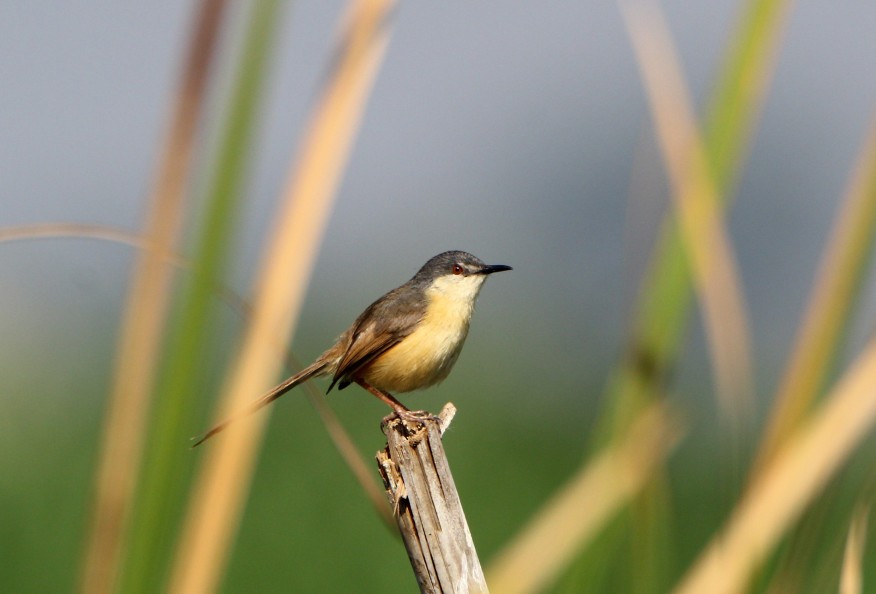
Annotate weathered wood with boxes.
[376,403,488,593]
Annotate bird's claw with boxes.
[384,408,441,428]
[401,409,442,424]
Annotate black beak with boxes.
[480,264,512,275]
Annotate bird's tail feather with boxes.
[192,359,329,447]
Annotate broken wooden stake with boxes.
[376,403,488,593]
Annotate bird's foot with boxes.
[384,408,441,428]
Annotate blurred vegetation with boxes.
[2,0,876,593]
[121,1,282,591]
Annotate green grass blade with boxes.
[705,0,794,191]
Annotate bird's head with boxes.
[413,251,512,306]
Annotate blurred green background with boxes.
[2,1,876,592]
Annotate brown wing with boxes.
[328,285,426,392]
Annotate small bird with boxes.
[194,250,511,445]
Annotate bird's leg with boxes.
[355,378,409,412]
[354,378,439,424]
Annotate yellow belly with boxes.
[362,286,475,393]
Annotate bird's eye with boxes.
[452,263,464,275]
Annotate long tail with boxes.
[192,359,330,447]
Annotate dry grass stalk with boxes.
[672,337,876,594]
[840,504,869,594]
[755,114,876,473]
[485,403,681,594]
[621,0,754,428]
[77,2,227,592]
[299,371,396,528]
[166,2,396,593]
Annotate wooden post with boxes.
[376,403,489,593]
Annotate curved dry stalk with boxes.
[0,222,150,246]
[621,0,754,431]
[167,2,397,593]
